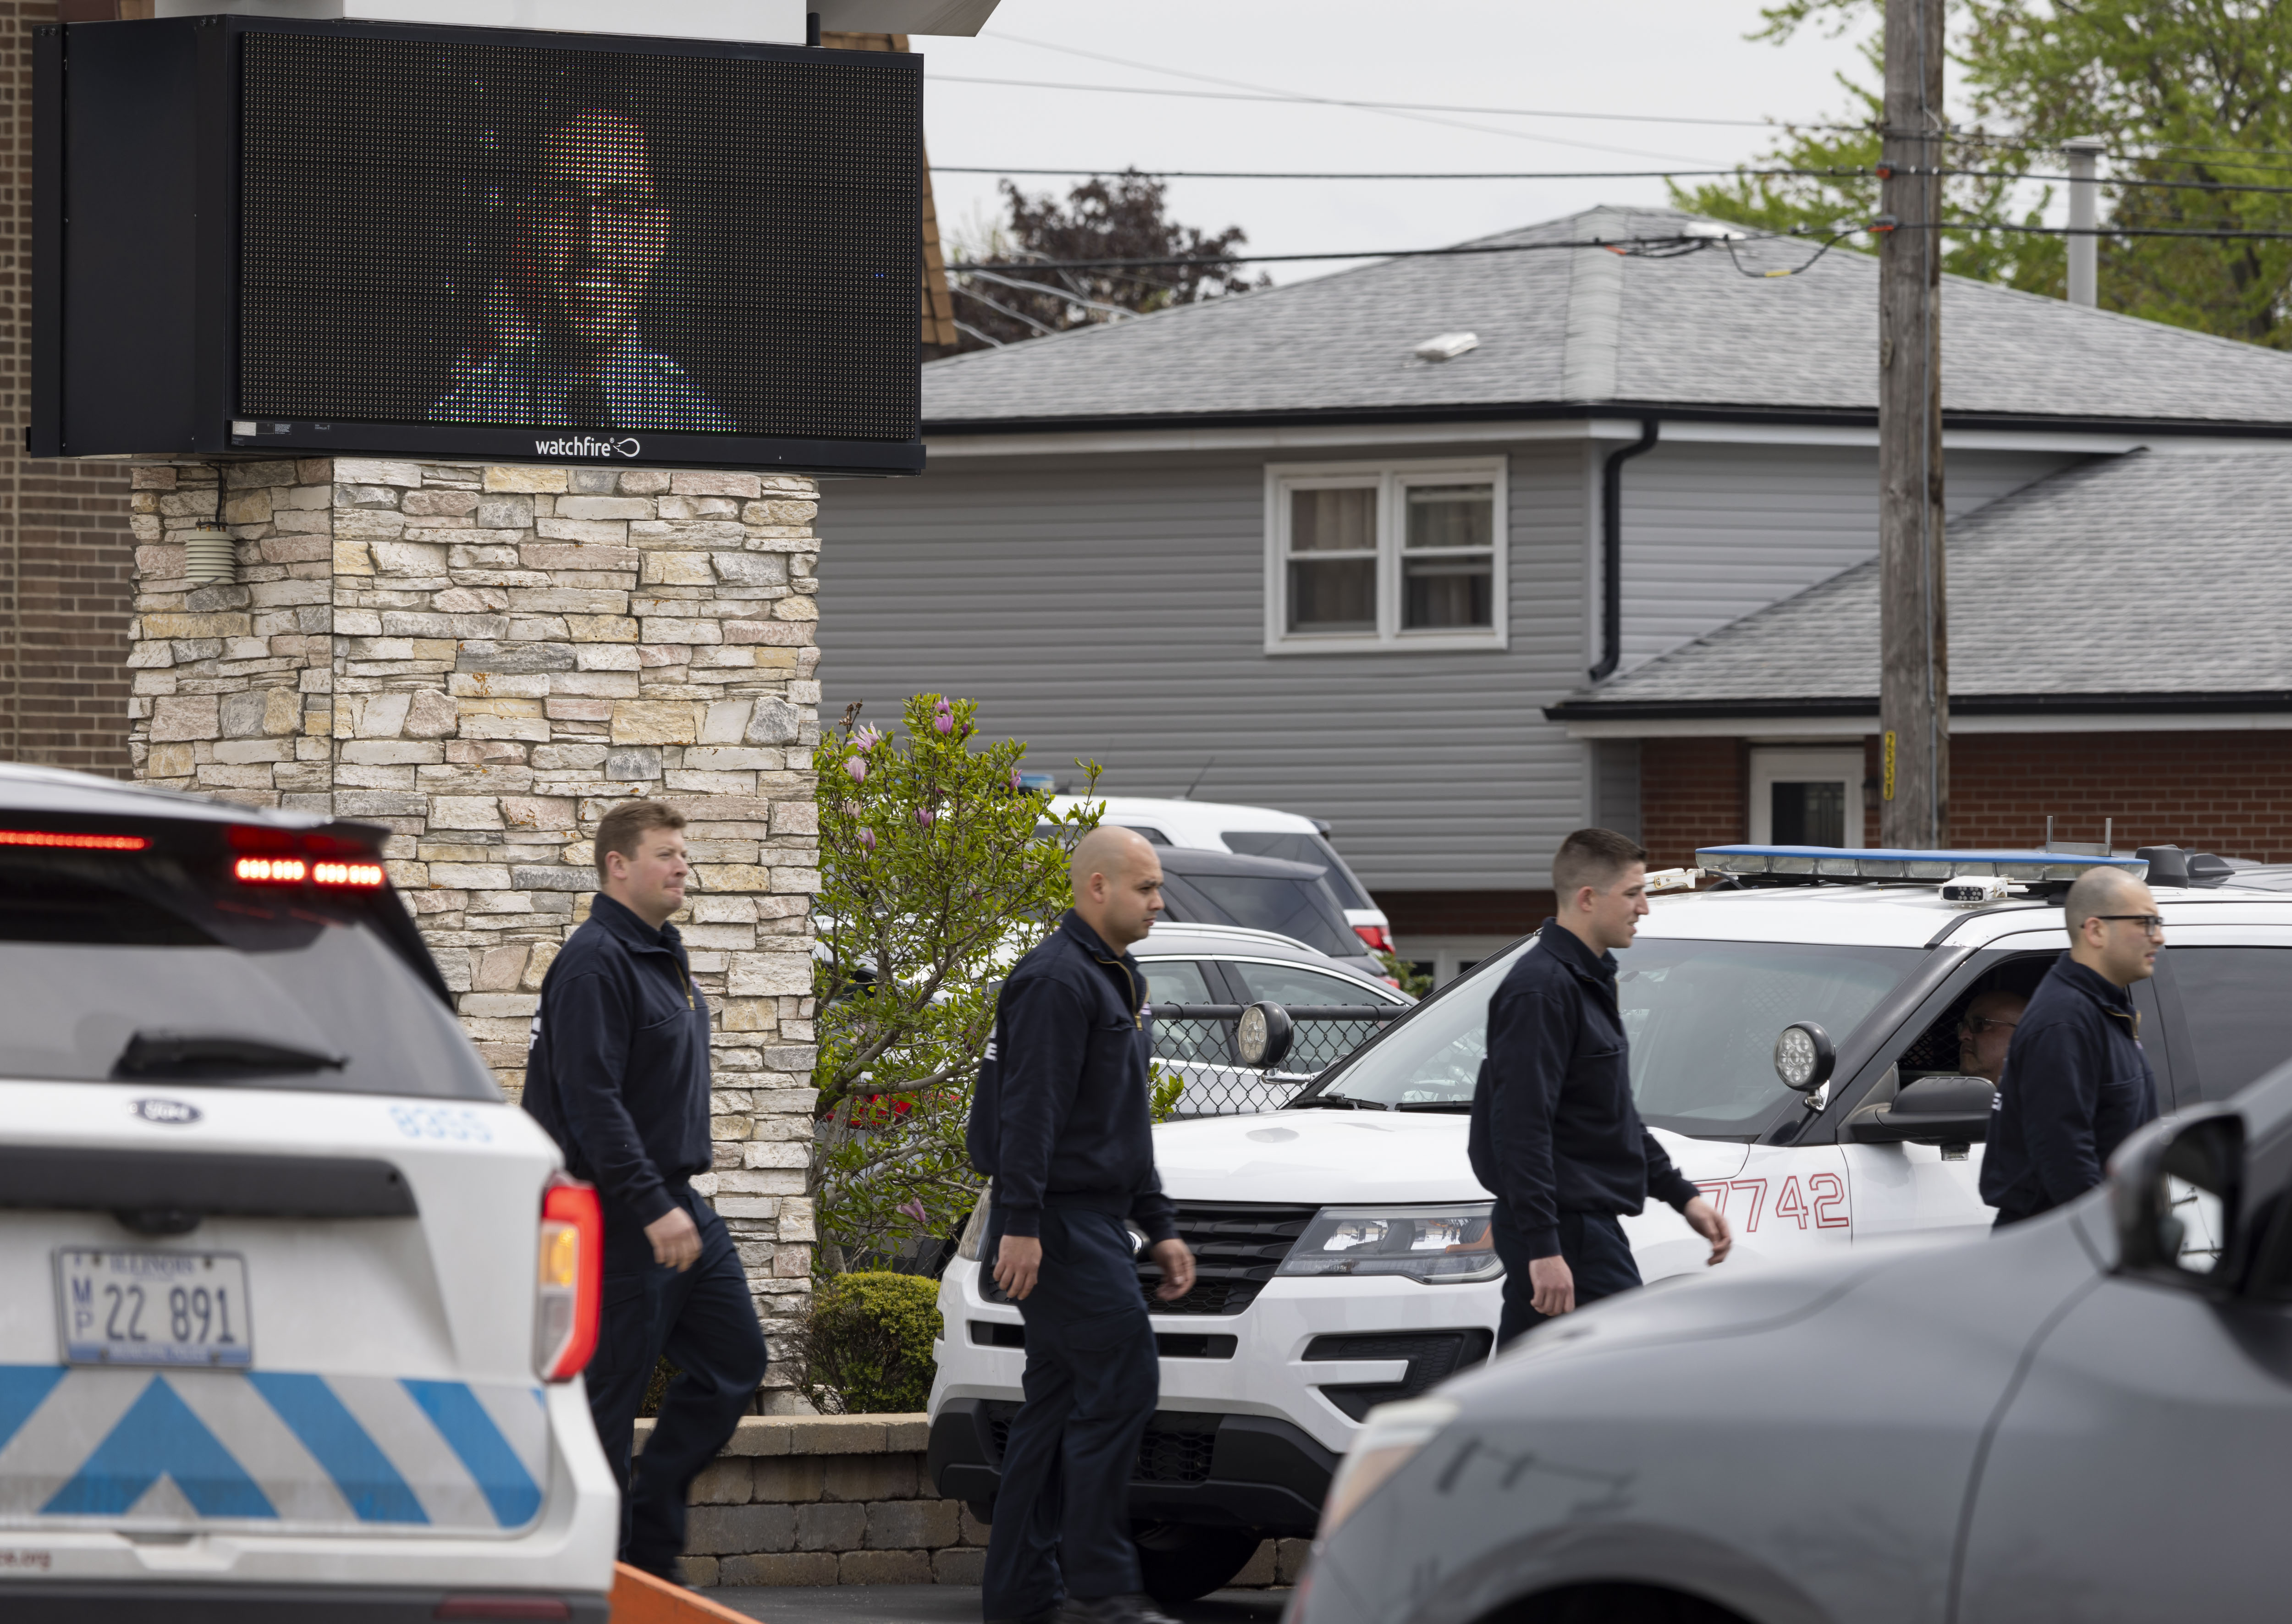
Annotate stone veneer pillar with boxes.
[124,456,821,1398]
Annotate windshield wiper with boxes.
[1286,1095,1389,1111]
[112,1030,347,1080]
[1394,1101,1472,1112]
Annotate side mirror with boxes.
[2110,1107,2243,1282]
[1237,1001,1294,1070]
[1773,1022,1835,1094]
[1846,1075,1996,1146]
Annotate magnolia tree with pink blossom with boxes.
[810,694,1101,1273]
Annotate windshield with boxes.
[1159,871,1355,958]
[1222,831,1372,910]
[1310,933,1921,1137]
[0,850,496,1100]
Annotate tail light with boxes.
[535,1176,602,1382]
[229,825,386,888]
[1352,924,1396,955]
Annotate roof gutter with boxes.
[1589,418,1659,683]
[1544,689,2292,722]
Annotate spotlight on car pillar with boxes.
[1774,1021,1835,1094]
[1237,1001,1294,1070]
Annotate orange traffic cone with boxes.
[610,1560,766,1624]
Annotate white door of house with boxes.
[1748,747,1864,848]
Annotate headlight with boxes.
[1275,1204,1501,1284]
[956,1183,993,1262]
[1318,1395,1458,1537]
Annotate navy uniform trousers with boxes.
[1491,1207,1642,1348]
[982,1205,1159,1619]
[584,1186,770,1575]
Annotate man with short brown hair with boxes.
[525,799,766,1581]
[1470,828,1731,1346]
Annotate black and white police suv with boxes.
[927,841,2292,1603]
[0,766,616,1621]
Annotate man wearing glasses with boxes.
[1956,990,2028,1085]
[431,107,733,433]
[1980,866,2163,1227]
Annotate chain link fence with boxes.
[1151,1002,1405,1117]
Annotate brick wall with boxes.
[1382,889,1556,938]
[1641,731,2292,864]
[0,2,139,776]
[1640,738,1745,869]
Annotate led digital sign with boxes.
[35,16,924,474]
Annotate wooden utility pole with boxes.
[1877,0,1948,848]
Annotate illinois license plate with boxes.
[55,1249,253,1368]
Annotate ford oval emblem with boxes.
[131,1098,202,1126]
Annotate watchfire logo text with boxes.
[532,435,642,459]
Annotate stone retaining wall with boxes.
[643,1414,1308,1590]
[124,456,821,1385]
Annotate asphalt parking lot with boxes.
[714,1585,1289,1624]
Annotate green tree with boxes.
[947,170,1267,352]
[1678,1,2292,344]
[808,695,1100,1272]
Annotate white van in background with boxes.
[1047,796,1394,956]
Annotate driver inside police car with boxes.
[1470,827,1732,1348]
[429,105,733,434]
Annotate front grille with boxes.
[970,1321,1236,1359]
[1304,1329,1494,1422]
[984,1402,1224,1484]
[1142,1201,1318,1315]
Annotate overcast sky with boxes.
[921,0,1876,286]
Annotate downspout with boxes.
[1589,419,1660,682]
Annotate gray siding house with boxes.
[816,206,2292,966]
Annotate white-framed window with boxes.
[1264,458,1508,653]
[1748,747,1866,848]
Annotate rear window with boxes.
[1159,871,1355,958]
[1222,830,1371,909]
[0,850,496,1101]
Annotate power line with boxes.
[935,161,2292,199]
[934,65,2292,172]
[947,217,2292,276]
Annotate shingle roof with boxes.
[1551,448,2292,713]
[923,206,2292,430]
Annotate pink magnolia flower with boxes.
[932,712,953,735]
[852,725,884,752]
[897,1197,929,1224]
[857,827,876,852]
[844,757,867,785]
[1008,769,1024,792]
[915,808,936,828]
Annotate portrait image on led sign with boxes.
[431,106,733,433]
[236,32,920,443]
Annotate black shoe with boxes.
[1061,1596,1180,1624]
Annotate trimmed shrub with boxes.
[793,1271,943,1414]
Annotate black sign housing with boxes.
[34,16,925,474]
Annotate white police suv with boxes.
[927,842,2292,1602]
[0,766,616,1622]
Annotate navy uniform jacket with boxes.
[523,892,713,1232]
[1980,953,2160,1221]
[1468,921,1700,1259]
[967,911,1178,1245]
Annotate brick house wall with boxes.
[0,2,138,776]
[1641,731,2292,865]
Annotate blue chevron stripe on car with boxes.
[248,1371,427,1525]
[0,1365,547,1533]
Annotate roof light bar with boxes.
[0,828,151,851]
[1696,845,2149,884]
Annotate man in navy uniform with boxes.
[1982,865,2164,1226]
[968,826,1196,1624]
[523,799,766,1580]
[1471,827,1732,1347]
